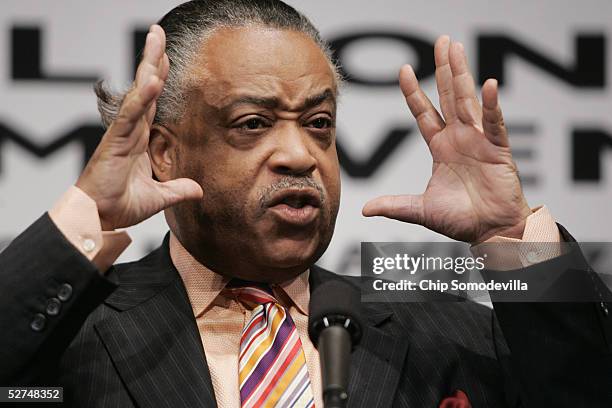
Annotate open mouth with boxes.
[267,188,322,209]
[266,188,322,225]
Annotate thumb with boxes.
[157,178,204,208]
[362,194,425,225]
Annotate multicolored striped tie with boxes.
[224,285,315,408]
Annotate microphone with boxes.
[308,279,363,408]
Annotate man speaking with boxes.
[1,0,611,407]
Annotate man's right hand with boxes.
[75,25,203,231]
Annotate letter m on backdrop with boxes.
[0,123,103,174]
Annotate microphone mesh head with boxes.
[308,278,364,347]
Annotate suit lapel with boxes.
[95,237,217,408]
[348,323,410,408]
[91,250,410,408]
[310,266,410,408]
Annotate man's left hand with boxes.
[363,35,532,244]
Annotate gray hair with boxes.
[95,0,340,128]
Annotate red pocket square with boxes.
[438,390,472,408]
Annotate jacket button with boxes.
[30,313,47,332]
[46,298,61,316]
[600,301,609,316]
[57,283,73,302]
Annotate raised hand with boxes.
[362,36,532,244]
[76,25,203,230]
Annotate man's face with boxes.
[168,26,340,283]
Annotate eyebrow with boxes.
[221,88,336,113]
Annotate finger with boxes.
[399,64,445,144]
[133,25,165,92]
[136,29,164,88]
[110,75,162,138]
[146,100,157,127]
[159,53,170,82]
[109,26,165,138]
[157,178,204,208]
[434,35,458,123]
[481,79,509,147]
[150,23,166,45]
[362,194,425,225]
[151,25,169,81]
[449,41,482,126]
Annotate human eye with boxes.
[303,114,334,148]
[233,116,272,131]
[308,117,332,129]
[305,115,334,130]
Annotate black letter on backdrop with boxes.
[336,127,414,178]
[573,128,612,182]
[0,122,103,172]
[11,26,98,82]
[329,32,435,87]
[478,34,605,88]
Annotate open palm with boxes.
[363,36,531,244]
[76,25,202,231]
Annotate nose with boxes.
[268,123,317,176]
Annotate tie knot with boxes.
[223,282,278,309]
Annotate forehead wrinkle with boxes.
[226,95,280,111]
[219,88,336,114]
[179,27,339,121]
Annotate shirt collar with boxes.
[169,232,310,317]
[276,270,309,315]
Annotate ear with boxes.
[149,124,178,182]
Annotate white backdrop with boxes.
[1,1,611,275]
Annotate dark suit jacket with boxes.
[1,214,612,407]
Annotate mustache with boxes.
[258,176,326,211]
